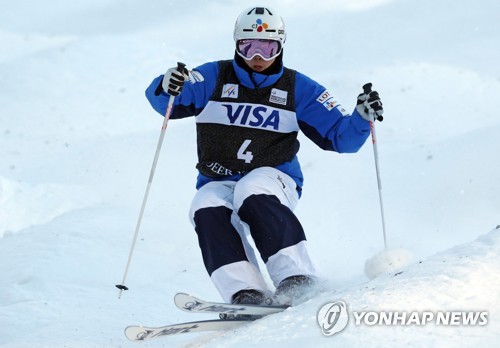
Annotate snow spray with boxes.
[364,248,413,279]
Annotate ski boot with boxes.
[220,289,266,320]
[272,275,316,306]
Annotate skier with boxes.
[145,6,384,306]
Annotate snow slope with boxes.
[199,227,500,347]
[1,0,499,347]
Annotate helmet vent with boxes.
[255,7,265,15]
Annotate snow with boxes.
[364,248,413,280]
[0,0,499,347]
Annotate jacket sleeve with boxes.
[145,61,219,119]
[294,72,370,153]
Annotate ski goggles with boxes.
[236,39,282,61]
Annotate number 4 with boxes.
[237,139,253,163]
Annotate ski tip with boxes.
[174,292,194,301]
[175,292,191,296]
[124,325,146,342]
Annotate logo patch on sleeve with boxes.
[316,90,348,114]
[222,84,239,98]
[188,70,204,84]
[316,90,337,111]
[269,88,288,105]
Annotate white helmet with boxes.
[233,7,286,45]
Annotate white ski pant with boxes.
[189,167,320,303]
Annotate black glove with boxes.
[356,83,384,122]
[161,63,189,96]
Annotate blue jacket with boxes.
[146,59,370,192]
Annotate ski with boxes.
[174,292,288,316]
[125,319,248,341]
[124,293,288,342]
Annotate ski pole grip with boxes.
[363,82,376,122]
[363,82,373,94]
[177,61,186,72]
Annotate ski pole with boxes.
[116,62,186,298]
[363,83,388,250]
